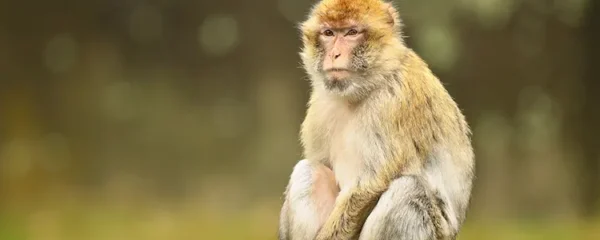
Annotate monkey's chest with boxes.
[327,123,373,191]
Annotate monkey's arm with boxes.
[314,179,386,240]
[315,149,417,240]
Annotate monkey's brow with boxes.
[324,26,360,31]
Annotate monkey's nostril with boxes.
[334,54,341,59]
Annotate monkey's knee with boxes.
[360,177,452,240]
[288,159,338,218]
[280,160,338,240]
[287,160,337,197]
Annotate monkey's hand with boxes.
[314,181,385,240]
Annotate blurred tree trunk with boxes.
[580,0,600,218]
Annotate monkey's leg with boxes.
[358,176,453,240]
[279,160,339,240]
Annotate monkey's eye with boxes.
[346,29,358,36]
[323,29,334,37]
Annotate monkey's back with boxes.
[391,49,476,229]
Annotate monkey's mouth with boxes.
[325,68,351,73]
[324,68,352,81]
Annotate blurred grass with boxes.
[1,200,599,240]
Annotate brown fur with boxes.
[279,0,475,240]
[308,50,471,240]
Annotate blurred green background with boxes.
[0,0,599,239]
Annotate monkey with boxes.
[278,0,475,240]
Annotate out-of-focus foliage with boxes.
[0,0,598,239]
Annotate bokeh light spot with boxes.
[103,81,136,122]
[459,0,514,30]
[415,25,458,71]
[199,14,240,56]
[277,0,311,23]
[129,4,163,44]
[44,34,79,74]
[555,0,588,27]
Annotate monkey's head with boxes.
[299,0,405,100]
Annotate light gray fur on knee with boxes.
[359,176,449,240]
[279,159,322,240]
[287,159,313,200]
[422,147,474,235]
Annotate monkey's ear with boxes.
[382,2,401,28]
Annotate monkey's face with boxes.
[306,22,389,100]
[316,23,369,91]
[299,0,405,100]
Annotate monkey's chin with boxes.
[321,74,375,103]
[324,77,350,92]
